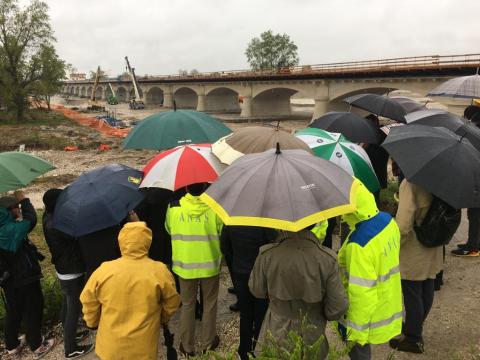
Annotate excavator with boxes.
[125,56,145,110]
[87,66,105,111]
[107,83,118,105]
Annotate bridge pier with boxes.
[197,94,206,112]
[312,97,329,120]
[240,96,252,117]
[164,92,173,108]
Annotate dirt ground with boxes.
[3,100,480,359]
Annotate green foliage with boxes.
[89,67,108,80]
[245,30,299,71]
[0,0,56,121]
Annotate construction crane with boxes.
[107,83,118,105]
[125,56,145,110]
[87,66,105,111]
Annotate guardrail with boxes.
[67,54,480,84]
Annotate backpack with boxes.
[414,196,461,248]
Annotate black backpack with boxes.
[414,196,461,248]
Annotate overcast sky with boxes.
[42,0,478,76]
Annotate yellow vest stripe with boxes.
[341,311,403,331]
[172,259,221,270]
[346,266,400,288]
[171,234,220,241]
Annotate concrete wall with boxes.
[252,88,297,116]
[146,87,164,105]
[116,87,127,102]
[205,87,240,112]
[174,87,198,109]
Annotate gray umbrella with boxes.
[405,109,465,131]
[344,93,407,123]
[390,96,427,113]
[428,74,480,98]
[200,147,360,231]
[382,125,480,208]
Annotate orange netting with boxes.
[52,105,130,138]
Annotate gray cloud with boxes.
[43,0,479,76]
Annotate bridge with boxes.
[62,54,480,119]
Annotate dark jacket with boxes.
[43,212,85,275]
[365,142,389,189]
[78,224,122,279]
[221,226,276,275]
[0,198,42,288]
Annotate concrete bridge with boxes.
[63,54,480,118]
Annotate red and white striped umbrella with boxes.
[140,144,226,191]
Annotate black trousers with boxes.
[233,273,268,360]
[323,218,337,249]
[3,280,44,351]
[59,276,84,355]
[466,208,480,251]
[402,279,435,342]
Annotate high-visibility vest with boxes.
[338,211,403,345]
[165,194,223,279]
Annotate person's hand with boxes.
[128,210,139,222]
[13,190,26,202]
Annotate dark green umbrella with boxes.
[123,110,232,151]
[0,152,55,193]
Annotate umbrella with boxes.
[344,93,407,122]
[53,164,144,237]
[382,125,480,208]
[140,144,225,191]
[428,74,480,98]
[309,111,381,144]
[123,110,232,151]
[212,126,311,165]
[405,109,465,131]
[200,147,362,231]
[0,152,55,193]
[295,128,380,193]
[390,96,427,113]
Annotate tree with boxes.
[89,67,107,80]
[31,44,66,110]
[245,30,299,71]
[0,0,55,120]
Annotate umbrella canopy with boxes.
[309,111,381,144]
[200,147,361,231]
[123,110,232,151]
[53,164,144,237]
[0,152,55,193]
[428,74,480,98]
[212,126,311,165]
[296,128,380,193]
[344,93,407,122]
[382,125,480,208]
[405,109,465,131]
[140,144,225,191]
[390,96,427,113]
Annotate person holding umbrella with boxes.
[80,219,180,360]
[0,191,55,359]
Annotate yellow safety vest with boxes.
[165,193,223,279]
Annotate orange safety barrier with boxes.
[52,105,130,138]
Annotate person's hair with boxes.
[42,188,63,214]
[186,183,208,196]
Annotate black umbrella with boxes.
[405,109,465,131]
[163,325,177,360]
[344,93,408,123]
[382,125,480,208]
[390,96,427,113]
[309,111,381,144]
[53,164,145,237]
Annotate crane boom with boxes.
[125,56,142,100]
[108,82,116,98]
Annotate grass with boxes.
[0,108,72,127]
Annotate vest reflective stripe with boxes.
[171,234,220,242]
[347,266,400,288]
[173,259,221,270]
[341,311,403,331]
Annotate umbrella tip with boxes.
[275,142,281,154]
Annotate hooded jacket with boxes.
[165,193,223,279]
[80,222,180,360]
[0,198,42,287]
[338,183,402,345]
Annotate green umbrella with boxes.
[296,128,380,193]
[0,152,55,193]
[123,110,232,151]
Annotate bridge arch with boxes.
[95,86,104,100]
[116,87,127,102]
[252,87,299,117]
[105,86,112,100]
[174,87,198,109]
[205,87,240,112]
[80,86,86,98]
[86,86,92,98]
[146,87,164,105]
[75,86,80,96]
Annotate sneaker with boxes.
[179,342,195,357]
[65,344,94,359]
[451,248,480,257]
[389,337,424,354]
[75,330,90,343]
[5,335,27,358]
[456,243,468,249]
[33,338,56,359]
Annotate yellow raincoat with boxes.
[80,222,180,360]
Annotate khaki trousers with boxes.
[179,275,220,353]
